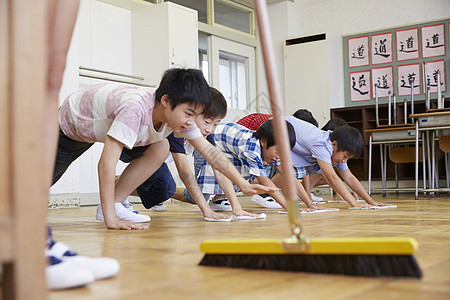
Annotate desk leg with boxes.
[432,130,436,196]
[446,152,449,189]
[434,130,439,194]
[381,144,387,197]
[395,161,399,195]
[427,131,433,197]
[422,131,427,197]
[415,121,419,199]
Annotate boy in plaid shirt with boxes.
[196,120,297,210]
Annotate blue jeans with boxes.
[120,146,176,209]
[53,131,175,209]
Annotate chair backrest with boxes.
[389,146,423,163]
[439,136,450,153]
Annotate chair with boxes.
[367,86,425,199]
[389,146,423,192]
[1,1,47,299]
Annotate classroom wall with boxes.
[264,0,450,110]
[50,0,133,201]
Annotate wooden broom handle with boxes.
[253,0,303,237]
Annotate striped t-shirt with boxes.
[59,83,201,149]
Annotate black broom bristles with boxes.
[199,254,422,278]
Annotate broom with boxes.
[199,0,422,278]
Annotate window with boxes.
[219,51,247,109]
[198,33,210,84]
[213,0,252,35]
[162,0,254,36]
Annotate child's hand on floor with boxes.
[370,200,390,206]
[105,218,149,230]
[312,205,338,211]
[351,203,375,209]
[232,208,263,219]
[203,211,231,221]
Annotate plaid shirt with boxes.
[197,122,279,195]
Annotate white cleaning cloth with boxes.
[301,208,339,214]
[278,208,339,214]
[204,215,237,222]
[235,213,267,220]
[349,205,397,210]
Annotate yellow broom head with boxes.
[199,237,422,278]
[200,237,418,255]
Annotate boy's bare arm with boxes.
[172,153,228,219]
[302,174,311,196]
[318,160,372,208]
[274,167,322,209]
[338,168,388,206]
[189,137,277,195]
[98,136,149,230]
[213,169,261,217]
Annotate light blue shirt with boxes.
[285,116,348,171]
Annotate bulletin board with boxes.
[343,18,450,107]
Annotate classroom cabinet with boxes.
[330,99,449,180]
[131,2,199,87]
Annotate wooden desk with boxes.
[410,111,450,196]
[365,125,425,199]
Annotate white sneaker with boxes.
[311,193,324,202]
[209,199,232,212]
[47,241,119,282]
[251,194,282,209]
[121,199,136,213]
[96,203,151,222]
[63,256,120,280]
[46,259,94,290]
[151,203,167,212]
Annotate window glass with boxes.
[198,33,209,84]
[219,51,247,109]
[214,0,251,34]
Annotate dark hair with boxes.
[201,87,227,119]
[292,109,318,127]
[329,126,363,157]
[155,68,210,110]
[321,118,349,131]
[253,119,296,149]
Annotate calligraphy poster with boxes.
[371,32,392,65]
[422,23,445,58]
[348,35,369,67]
[350,70,371,102]
[423,59,446,94]
[398,63,421,96]
[372,66,393,98]
[396,28,419,61]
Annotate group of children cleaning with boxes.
[48,67,390,289]
[55,67,388,226]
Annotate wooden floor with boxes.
[42,194,450,299]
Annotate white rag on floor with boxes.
[349,205,397,210]
[234,213,267,220]
[204,215,237,222]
